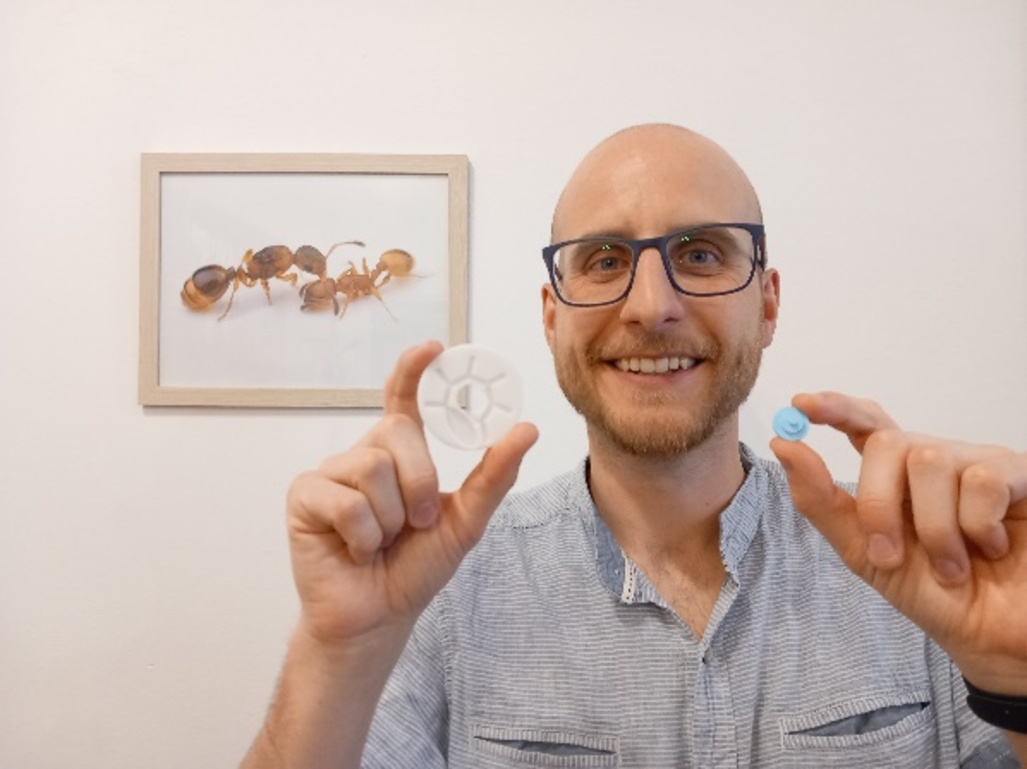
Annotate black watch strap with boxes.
[964,677,1027,735]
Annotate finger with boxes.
[906,444,969,584]
[791,392,899,453]
[445,422,540,546]
[769,437,865,571]
[383,340,445,422]
[958,454,1025,559]
[854,429,909,569]
[365,413,442,530]
[318,445,409,546]
[287,471,386,566]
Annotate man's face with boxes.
[542,127,780,458]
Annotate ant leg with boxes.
[218,273,244,321]
[369,287,396,320]
[217,250,256,321]
[273,270,299,302]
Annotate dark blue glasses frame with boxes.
[542,222,766,307]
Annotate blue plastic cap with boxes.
[773,406,810,441]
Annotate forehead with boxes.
[553,128,760,241]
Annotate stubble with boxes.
[553,324,764,458]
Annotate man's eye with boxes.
[583,245,629,273]
[594,255,623,271]
[685,249,716,264]
[669,238,724,271]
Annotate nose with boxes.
[618,247,684,329]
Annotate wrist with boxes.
[293,613,416,662]
[964,677,1027,735]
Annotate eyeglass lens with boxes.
[551,225,756,305]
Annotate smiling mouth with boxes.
[613,356,699,374]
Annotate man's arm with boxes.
[243,626,411,769]
[240,341,538,768]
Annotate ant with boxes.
[299,249,415,318]
[180,241,365,321]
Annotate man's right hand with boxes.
[242,340,538,768]
[285,340,539,649]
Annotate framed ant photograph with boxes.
[138,152,468,408]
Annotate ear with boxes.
[760,267,780,348]
[541,283,557,351]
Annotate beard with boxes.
[552,323,764,459]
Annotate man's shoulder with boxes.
[439,460,601,610]
[487,461,591,531]
[746,447,858,527]
[446,460,598,585]
[726,446,860,573]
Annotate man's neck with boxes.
[587,420,746,550]
[585,420,746,636]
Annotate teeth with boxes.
[614,356,696,373]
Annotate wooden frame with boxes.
[139,153,468,408]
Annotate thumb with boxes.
[446,422,540,545]
[770,436,865,570]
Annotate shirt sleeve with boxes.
[362,597,449,768]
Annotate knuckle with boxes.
[356,446,397,484]
[854,495,898,527]
[961,464,1007,504]
[333,496,372,531]
[286,470,323,510]
[854,396,893,426]
[377,411,419,437]
[959,515,1000,544]
[911,517,953,547]
[906,444,954,474]
[406,465,440,496]
[327,495,382,551]
[859,396,883,415]
[377,411,405,431]
[864,428,905,454]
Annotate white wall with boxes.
[1,2,1024,766]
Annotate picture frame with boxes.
[138,152,468,408]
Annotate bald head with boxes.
[551,124,762,243]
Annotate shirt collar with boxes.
[582,443,768,605]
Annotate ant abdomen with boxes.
[181,265,237,310]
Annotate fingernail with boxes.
[867,533,900,567]
[934,558,966,584]
[411,501,438,528]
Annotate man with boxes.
[242,124,1027,767]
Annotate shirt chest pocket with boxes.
[469,723,621,767]
[777,689,937,766]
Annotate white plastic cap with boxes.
[417,344,523,450]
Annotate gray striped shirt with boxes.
[365,445,1015,767]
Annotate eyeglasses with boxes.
[542,223,766,307]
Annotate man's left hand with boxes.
[770,391,1027,697]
